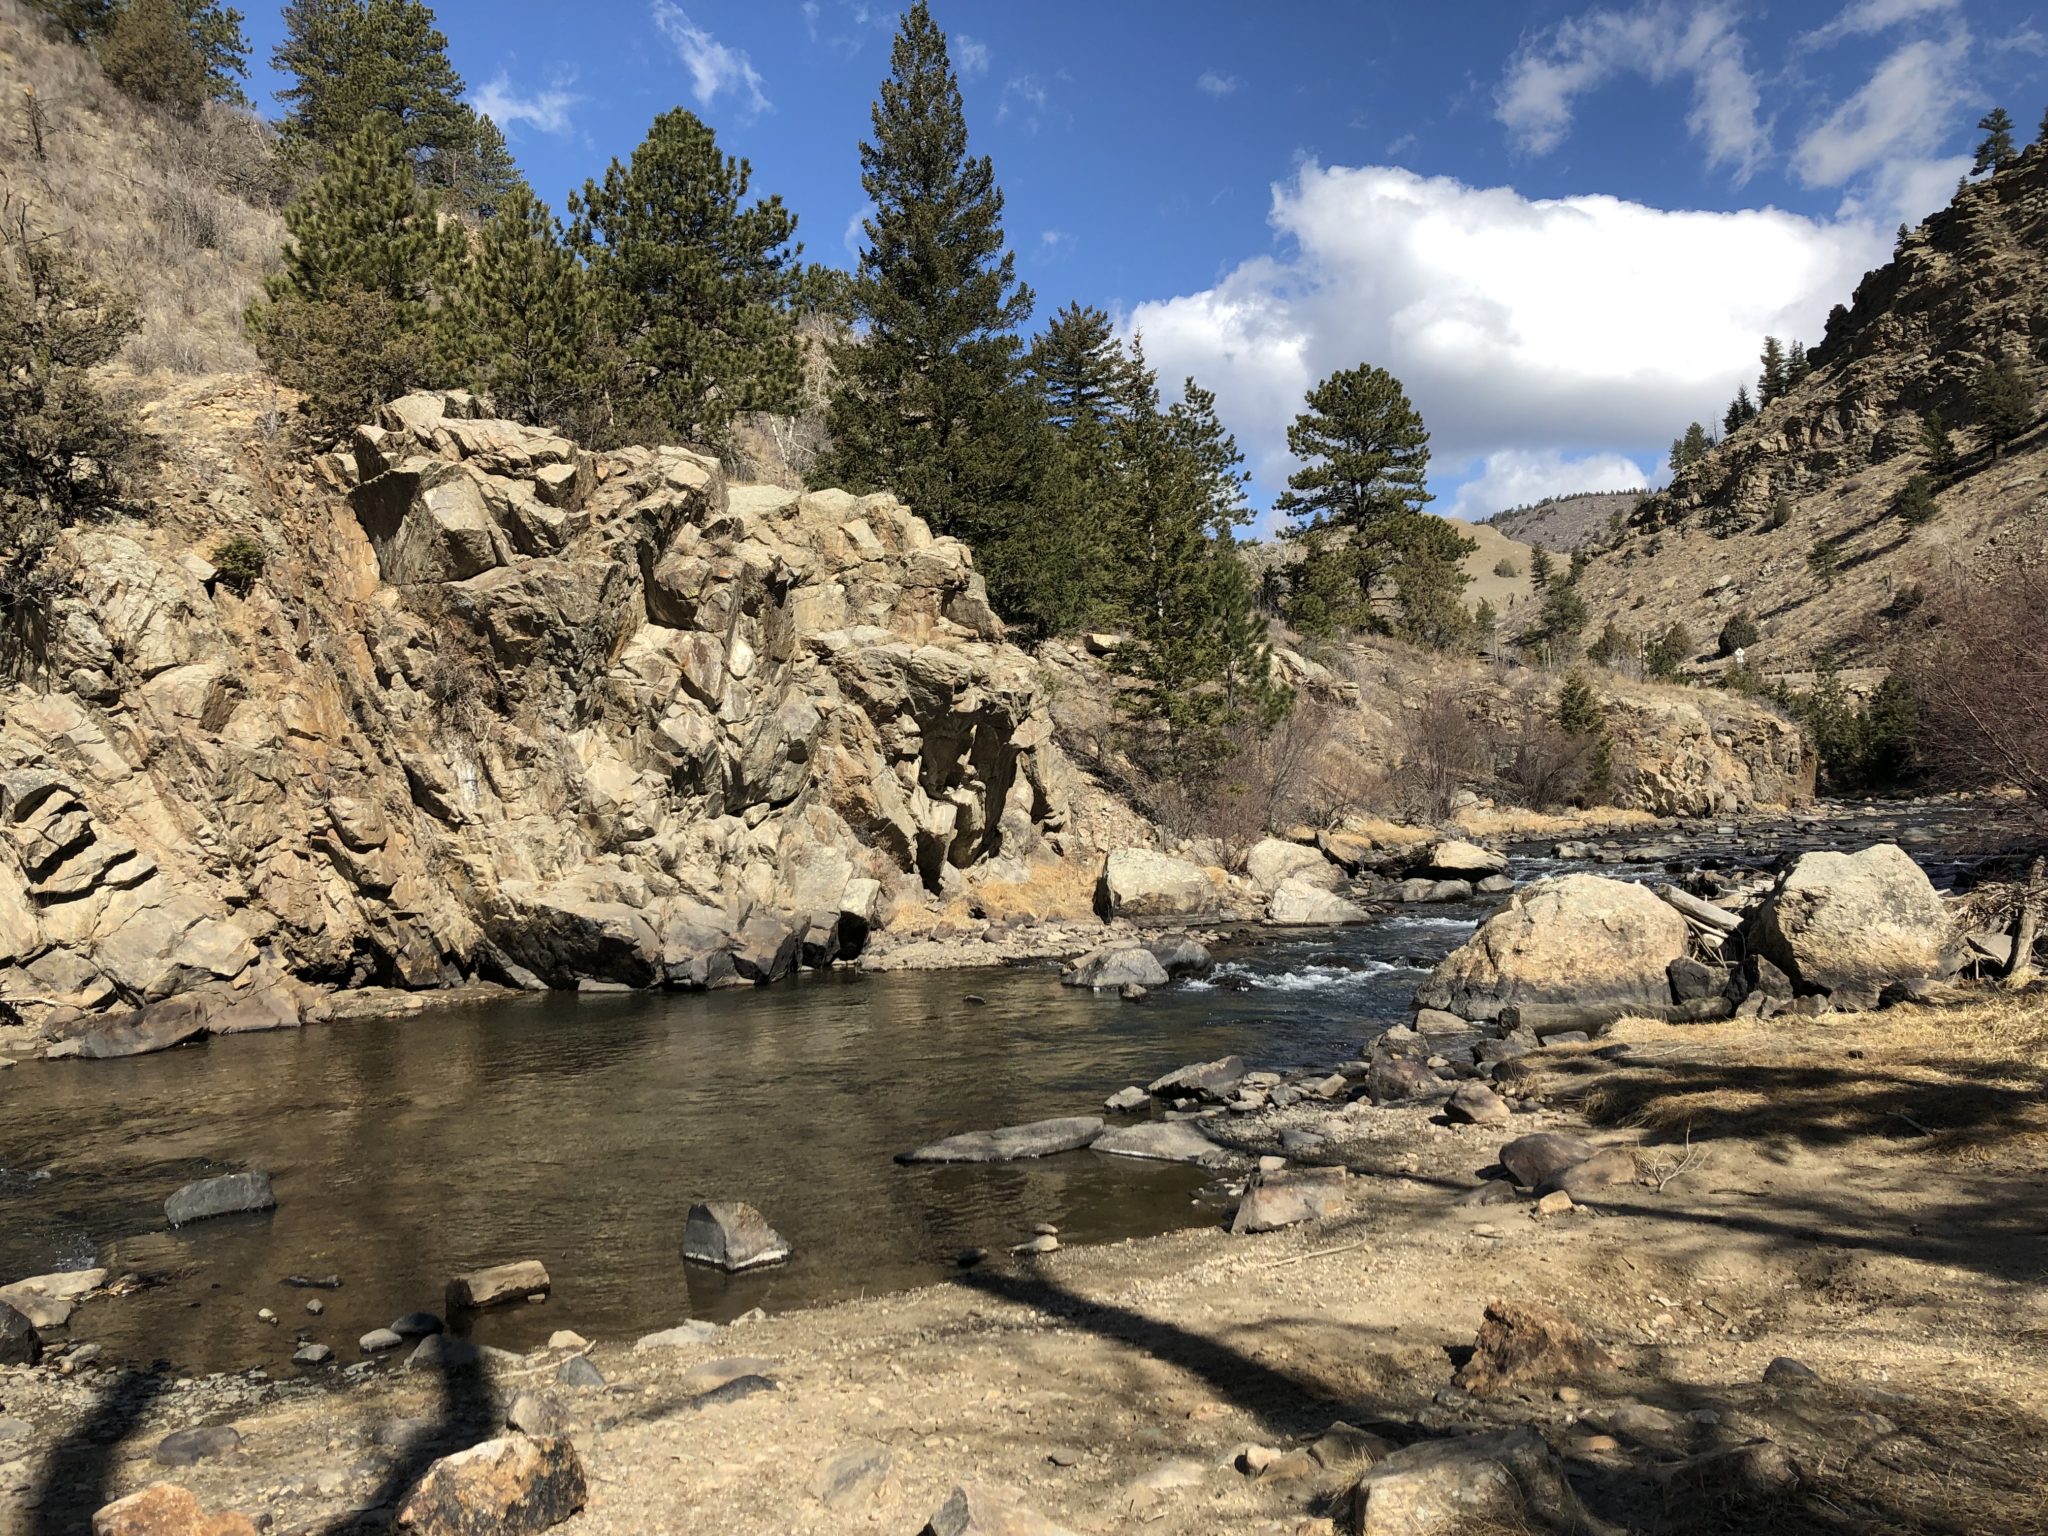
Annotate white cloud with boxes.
[1197,69,1241,98]
[1448,449,1649,521]
[1792,34,1970,187]
[997,73,1051,131]
[651,3,770,116]
[1127,164,1887,513]
[801,0,819,41]
[472,74,577,136]
[842,204,871,259]
[1039,229,1073,253]
[1497,2,1768,180]
[1797,0,1960,50]
[956,34,990,78]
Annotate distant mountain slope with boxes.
[1488,490,1644,552]
[1556,146,2048,674]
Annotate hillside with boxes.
[1487,489,1644,553]
[1560,146,2048,674]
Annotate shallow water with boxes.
[0,910,1479,1376]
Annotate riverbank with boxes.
[7,994,2045,1535]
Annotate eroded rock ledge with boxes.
[0,390,1099,1052]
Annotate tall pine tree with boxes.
[1974,107,2016,173]
[441,190,607,436]
[568,108,802,449]
[1758,336,1787,404]
[247,118,462,432]
[810,1,1043,566]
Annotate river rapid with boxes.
[0,803,2007,1377]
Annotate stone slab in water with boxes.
[898,1116,1104,1164]
[682,1201,791,1271]
[1090,1121,1227,1166]
[165,1172,275,1228]
[445,1260,550,1310]
[0,1268,105,1329]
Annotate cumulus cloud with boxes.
[1792,34,1970,187]
[1445,449,1649,521]
[956,34,990,78]
[1127,164,1887,517]
[1797,0,1960,50]
[1197,70,1241,97]
[472,74,577,136]
[1497,1,1768,180]
[652,3,769,115]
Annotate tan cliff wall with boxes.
[0,380,1108,1043]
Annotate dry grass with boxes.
[1450,803,1660,840]
[0,0,283,379]
[1547,997,2048,1163]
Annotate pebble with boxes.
[358,1329,404,1354]
[291,1343,332,1366]
[305,1299,324,1316]
[733,1307,768,1325]
[390,1312,443,1338]
[547,1330,590,1351]
[1012,1234,1059,1256]
[1258,1155,1287,1173]
[556,1355,606,1389]
[1032,1222,1059,1236]
[255,1308,276,1324]
[1535,1191,1575,1217]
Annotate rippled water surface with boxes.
[0,910,1479,1375]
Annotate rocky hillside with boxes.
[1487,490,1643,553]
[1566,146,2047,672]
[0,382,1116,1051]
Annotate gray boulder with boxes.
[1061,943,1169,990]
[1146,1054,1246,1102]
[1143,932,1212,977]
[899,1117,1104,1164]
[683,1200,791,1271]
[1096,849,1224,923]
[1229,1167,1346,1234]
[1415,874,1691,1031]
[1090,1121,1228,1165]
[1267,878,1370,926]
[1499,1132,1598,1189]
[1342,1426,1612,1536]
[1747,844,1956,1009]
[165,1171,275,1227]
[0,1302,40,1366]
[1411,839,1508,880]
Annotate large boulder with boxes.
[1414,874,1690,1031]
[1229,1167,1346,1234]
[1061,943,1169,990]
[1341,1427,1614,1536]
[91,1484,258,1536]
[0,1268,106,1329]
[1244,838,1337,893]
[898,1117,1103,1164]
[1410,839,1508,880]
[1095,849,1226,923]
[394,1434,587,1535]
[1746,844,1955,1009]
[1266,878,1369,926]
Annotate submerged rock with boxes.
[899,1117,1104,1164]
[164,1172,275,1228]
[683,1201,791,1271]
[446,1261,550,1310]
[1090,1121,1228,1165]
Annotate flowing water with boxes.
[0,910,1480,1376]
[0,803,2003,1377]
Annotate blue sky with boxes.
[245,0,2045,524]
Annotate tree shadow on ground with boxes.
[26,1368,169,1536]
[322,1345,497,1534]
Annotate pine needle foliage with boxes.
[569,108,803,449]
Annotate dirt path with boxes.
[6,1003,2048,1535]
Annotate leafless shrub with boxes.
[1894,561,2048,805]
[149,176,223,255]
[1145,698,1357,862]
[1392,690,1492,821]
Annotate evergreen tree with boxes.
[442,190,607,436]
[247,118,462,431]
[1529,546,1555,590]
[812,0,1042,569]
[1807,538,1841,586]
[1895,222,1909,248]
[1644,622,1692,681]
[1586,619,1631,669]
[178,0,250,106]
[1973,107,2016,174]
[1012,303,1132,633]
[569,107,803,448]
[1788,340,1810,384]
[24,0,116,42]
[1758,336,1787,404]
[1166,374,1251,538]
[2039,103,2048,148]
[1892,472,1938,528]
[100,0,209,117]
[1718,613,1759,657]
[1973,359,2035,454]
[1274,362,1467,637]
[1110,346,1284,767]
[1556,671,1602,735]
[1722,385,1758,435]
[441,111,526,222]
[1920,409,1957,474]
[1669,420,1711,472]
[272,0,487,197]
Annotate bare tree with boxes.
[1896,561,2048,805]
[1393,692,1492,821]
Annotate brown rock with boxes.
[446,1261,551,1311]
[1554,1146,1638,1199]
[1498,1132,1597,1188]
[1342,1427,1617,1536]
[395,1434,587,1535]
[1454,1298,1618,1396]
[91,1484,257,1536]
[1444,1082,1509,1126]
[1229,1167,1347,1235]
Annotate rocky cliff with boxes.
[0,382,1102,1052]
[1641,147,2046,532]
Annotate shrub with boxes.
[211,533,265,595]
[1806,538,1841,585]
[1643,622,1693,680]
[251,282,439,438]
[1492,557,1518,578]
[1718,613,1760,656]
[1394,692,1492,822]
[99,0,209,118]
[0,201,144,675]
[1892,472,1939,528]
[1895,564,2048,803]
[1586,620,1633,670]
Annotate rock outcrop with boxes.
[0,388,1104,1052]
